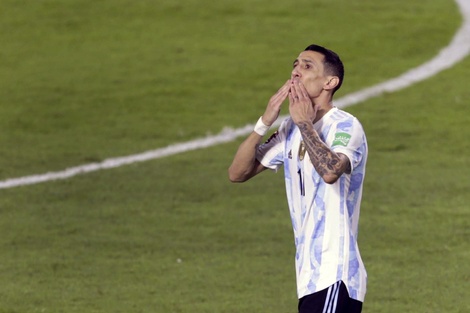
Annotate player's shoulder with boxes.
[278,116,297,133]
[329,107,356,121]
[330,108,363,124]
[329,108,366,135]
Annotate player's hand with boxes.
[288,79,318,124]
[261,79,291,126]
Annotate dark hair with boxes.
[304,44,344,94]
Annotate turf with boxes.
[0,0,469,312]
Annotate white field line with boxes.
[1,0,469,190]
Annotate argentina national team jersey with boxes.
[256,107,368,302]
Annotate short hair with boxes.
[304,44,344,94]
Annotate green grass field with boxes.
[0,0,469,312]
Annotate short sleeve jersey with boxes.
[256,107,368,302]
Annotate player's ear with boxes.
[324,76,339,91]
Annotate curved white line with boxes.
[334,0,470,109]
[1,0,469,190]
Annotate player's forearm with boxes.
[297,121,345,184]
[228,132,263,182]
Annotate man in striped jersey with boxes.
[229,44,367,313]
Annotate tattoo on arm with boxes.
[297,121,350,178]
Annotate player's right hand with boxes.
[261,79,291,126]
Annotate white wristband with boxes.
[254,116,270,136]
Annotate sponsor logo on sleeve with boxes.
[332,132,351,147]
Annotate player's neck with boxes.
[312,101,334,124]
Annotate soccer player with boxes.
[228,44,368,313]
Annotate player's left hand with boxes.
[288,79,318,124]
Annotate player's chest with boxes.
[284,133,313,171]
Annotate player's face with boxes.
[291,51,330,98]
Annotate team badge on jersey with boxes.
[298,141,306,160]
[332,132,351,147]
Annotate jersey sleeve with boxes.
[255,119,289,171]
[329,117,367,171]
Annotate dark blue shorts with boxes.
[298,281,363,313]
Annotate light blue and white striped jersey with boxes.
[256,107,368,302]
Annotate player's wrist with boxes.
[254,116,270,136]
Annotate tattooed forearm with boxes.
[297,121,350,181]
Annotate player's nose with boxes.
[291,68,301,79]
